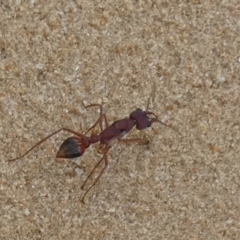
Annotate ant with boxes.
[8,101,179,203]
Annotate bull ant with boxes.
[8,102,179,202]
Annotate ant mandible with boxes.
[8,101,179,203]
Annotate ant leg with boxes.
[118,138,142,143]
[81,146,109,190]
[100,113,109,130]
[118,137,149,145]
[8,128,86,162]
[82,102,109,133]
[87,113,108,133]
[81,154,108,203]
[81,147,110,203]
[82,102,105,133]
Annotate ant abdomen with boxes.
[56,137,86,159]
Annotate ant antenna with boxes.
[146,97,151,111]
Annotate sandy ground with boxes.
[0,1,240,239]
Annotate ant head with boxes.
[129,108,154,130]
[130,104,182,135]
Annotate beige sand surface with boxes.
[1,1,240,239]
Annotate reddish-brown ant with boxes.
[8,102,179,202]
